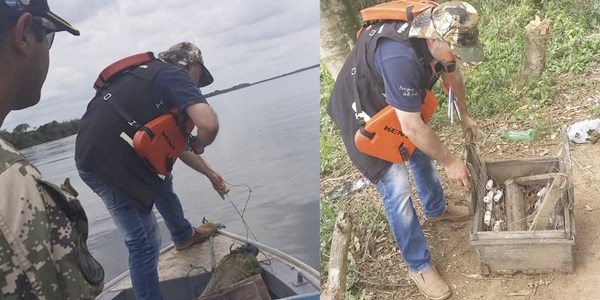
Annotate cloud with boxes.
[2,0,319,131]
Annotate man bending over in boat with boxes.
[75,42,229,300]
[0,0,104,298]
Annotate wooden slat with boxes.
[486,158,559,184]
[529,175,566,230]
[558,127,575,239]
[475,243,574,274]
[473,229,567,241]
[504,179,527,231]
[512,173,559,185]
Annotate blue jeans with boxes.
[78,168,194,300]
[375,149,446,273]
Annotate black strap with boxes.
[101,91,141,129]
[412,37,434,65]
[140,126,155,139]
[406,6,414,21]
[359,126,375,139]
[99,63,166,131]
[351,27,367,125]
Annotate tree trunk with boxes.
[320,0,389,78]
[522,16,551,82]
[322,212,353,300]
[320,0,359,79]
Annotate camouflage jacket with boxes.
[0,138,103,300]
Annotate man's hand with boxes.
[460,115,478,141]
[443,156,471,190]
[208,171,229,200]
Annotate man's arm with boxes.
[179,150,228,199]
[185,103,219,153]
[396,109,470,189]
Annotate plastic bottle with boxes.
[501,129,535,142]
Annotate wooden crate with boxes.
[466,134,575,276]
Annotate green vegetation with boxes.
[428,0,600,128]
[320,0,600,296]
[320,67,349,175]
[0,119,80,150]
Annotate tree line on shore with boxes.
[0,119,80,150]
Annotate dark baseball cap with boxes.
[1,0,80,36]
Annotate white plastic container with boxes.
[485,179,494,191]
[484,211,492,226]
[493,190,503,203]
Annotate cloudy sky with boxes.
[2,0,319,131]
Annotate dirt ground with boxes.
[321,71,600,299]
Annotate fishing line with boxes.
[184,264,210,296]
[195,154,260,243]
[223,179,260,243]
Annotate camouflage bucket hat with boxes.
[409,1,483,65]
[158,42,214,87]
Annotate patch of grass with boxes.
[320,67,348,175]
[445,0,600,119]
[593,105,600,119]
[352,201,388,246]
[532,114,553,139]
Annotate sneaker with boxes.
[409,266,451,300]
[427,205,470,223]
[175,223,218,250]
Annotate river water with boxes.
[21,68,319,282]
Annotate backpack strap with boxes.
[93,53,159,130]
[360,0,437,23]
[93,52,155,91]
[406,5,414,21]
[100,91,141,129]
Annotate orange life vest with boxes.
[132,108,194,175]
[354,91,438,163]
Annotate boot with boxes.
[409,266,451,300]
[427,205,470,223]
[175,223,218,250]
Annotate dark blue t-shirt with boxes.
[154,65,208,111]
[374,38,423,113]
